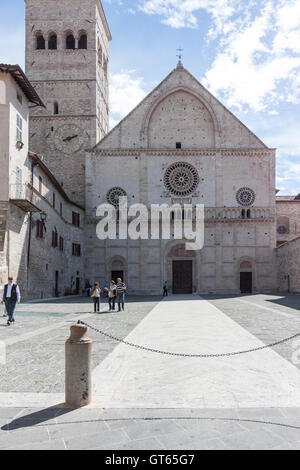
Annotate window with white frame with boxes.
[16,113,23,142]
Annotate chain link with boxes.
[78,321,300,358]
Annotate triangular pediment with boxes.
[93,64,267,151]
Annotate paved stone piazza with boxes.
[0,293,300,450]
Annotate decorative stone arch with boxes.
[35,31,45,50]
[106,255,128,284]
[47,31,58,50]
[237,256,256,293]
[163,240,201,294]
[141,86,220,148]
[78,30,88,49]
[64,29,75,49]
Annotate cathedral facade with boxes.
[85,62,277,295]
[1,0,299,299]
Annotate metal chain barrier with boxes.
[78,321,300,358]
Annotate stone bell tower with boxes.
[25,0,111,205]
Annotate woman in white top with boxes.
[90,283,101,313]
[105,281,117,312]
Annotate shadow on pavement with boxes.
[1,404,73,431]
[266,295,300,312]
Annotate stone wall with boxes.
[26,160,85,300]
[276,199,300,245]
[277,237,300,293]
[25,0,110,205]
[0,70,31,298]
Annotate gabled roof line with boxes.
[182,67,268,150]
[29,152,84,210]
[93,65,269,151]
[0,64,45,107]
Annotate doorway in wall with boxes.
[240,272,253,294]
[111,271,124,284]
[172,260,193,294]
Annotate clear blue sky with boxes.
[1,0,300,194]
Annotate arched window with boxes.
[66,33,75,50]
[36,33,45,50]
[241,209,246,219]
[78,33,87,49]
[54,102,59,115]
[48,33,57,50]
[247,209,251,219]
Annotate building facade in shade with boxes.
[24,0,111,206]
[0,65,85,300]
[85,62,278,295]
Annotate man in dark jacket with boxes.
[1,277,21,326]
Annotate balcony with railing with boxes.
[10,184,40,212]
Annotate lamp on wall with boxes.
[40,211,47,232]
[40,211,47,223]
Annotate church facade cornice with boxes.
[89,148,276,158]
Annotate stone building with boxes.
[85,62,277,295]
[0,64,85,300]
[277,237,300,293]
[276,193,300,246]
[276,193,300,293]
[26,152,85,299]
[0,64,43,295]
[25,0,111,206]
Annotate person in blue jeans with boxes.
[90,283,101,313]
[1,277,21,326]
[105,281,117,312]
[116,278,127,312]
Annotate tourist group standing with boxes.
[90,278,127,313]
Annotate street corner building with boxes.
[0,0,300,299]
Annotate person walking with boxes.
[1,277,21,326]
[163,281,169,297]
[105,281,117,312]
[90,282,101,313]
[116,278,127,312]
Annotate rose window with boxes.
[236,187,256,207]
[164,162,200,197]
[106,187,127,207]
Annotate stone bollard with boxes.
[65,322,92,408]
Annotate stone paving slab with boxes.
[0,296,160,394]
[203,294,300,367]
[1,407,300,450]
[92,296,300,408]
[1,294,300,449]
